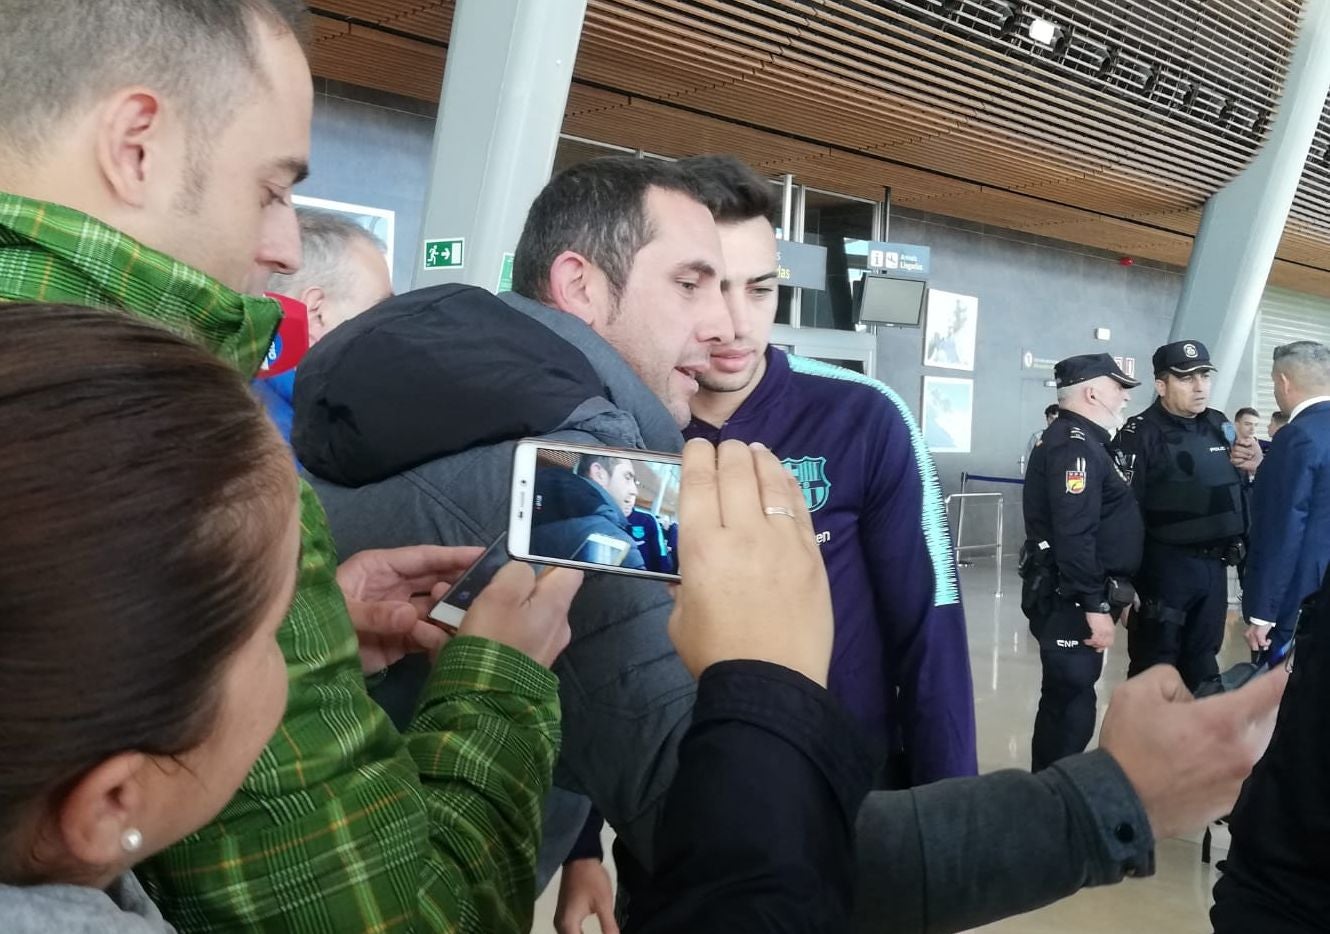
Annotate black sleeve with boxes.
[850,750,1156,934]
[630,661,874,934]
[565,807,604,863]
[1043,440,1108,605]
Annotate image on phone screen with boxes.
[427,534,511,632]
[509,441,682,582]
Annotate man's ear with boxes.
[299,286,326,343]
[545,251,604,327]
[94,90,168,210]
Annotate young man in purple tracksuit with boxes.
[554,155,977,931]
[680,155,977,783]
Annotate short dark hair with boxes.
[1044,403,1060,418]
[676,155,778,225]
[576,454,631,482]
[513,156,702,305]
[0,304,295,879]
[1271,410,1289,425]
[1235,407,1259,421]
[0,0,307,159]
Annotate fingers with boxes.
[1139,664,1190,702]
[394,544,486,579]
[679,438,722,538]
[1244,627,1270,652]
[1212,663,1289,725]
[352,599,418,636]
[532,565,585,611]
[716,439,764,529]
[752,444,815,540]
[410,593,440,619]
[598,906,621,934]
[480,560,539,608]
[410,620,450,655]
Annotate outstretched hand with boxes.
[667,439,834,687]
[337,545,484,673]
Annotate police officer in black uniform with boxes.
[1022,354,1144,772]
[1112,340,1256,691]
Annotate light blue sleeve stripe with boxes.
[787,354,960,607]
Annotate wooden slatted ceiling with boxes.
[578,0,1287,209]
[306,0,1330,297]
[1290,95,1330,233]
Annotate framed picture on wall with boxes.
[292,195,396,285]
[921,375,974,454]
[923,289,978,371]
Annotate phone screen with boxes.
[428,534,511,632]
[511,442,682,581]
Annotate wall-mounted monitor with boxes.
[855,274,927,327]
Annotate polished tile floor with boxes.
[533,559,1248,933]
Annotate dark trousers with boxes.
[1129,545,1227,692]
[1031,600,1105,772]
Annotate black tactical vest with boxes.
[1141,408,1245,546]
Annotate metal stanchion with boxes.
[945,492,1004,596]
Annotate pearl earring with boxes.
[121,828,143,854]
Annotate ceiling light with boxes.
[1028,17,1057,44]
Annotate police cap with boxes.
[1153,340,1216,377]
[1054,353,1141,389]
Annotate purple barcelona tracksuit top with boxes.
[685,347,978,784]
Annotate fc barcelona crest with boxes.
[782,456,831,513]
[1065,470,1087,495]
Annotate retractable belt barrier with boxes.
[944,492,1004,596]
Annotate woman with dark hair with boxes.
[0,303,302,931]
[0,304,581,932]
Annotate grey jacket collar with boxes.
[0,873,174,933]
[499,291,684,453]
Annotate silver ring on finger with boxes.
[763,505,797,520]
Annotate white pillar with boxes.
[1171,0,1330,409]
[413,0,588,291]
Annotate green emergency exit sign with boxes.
[423,238,465,270]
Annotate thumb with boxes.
[1222,664,1289,725]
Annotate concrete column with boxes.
[413,0,588,291]
[1170,0,1330,409]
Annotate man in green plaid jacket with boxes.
[0,2,572,930]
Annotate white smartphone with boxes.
[427,534,512,633]
[508,439,683,582]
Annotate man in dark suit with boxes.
[1213,566,1329,933]
[1244,340,1330,654]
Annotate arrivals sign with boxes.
[866,241,930,279]
[775,239,828,291]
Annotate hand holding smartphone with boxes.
[427,533,582,667]
[428,535,514,633]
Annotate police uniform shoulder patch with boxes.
[1065,456,1087,494]
[1069,427,1087,442]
